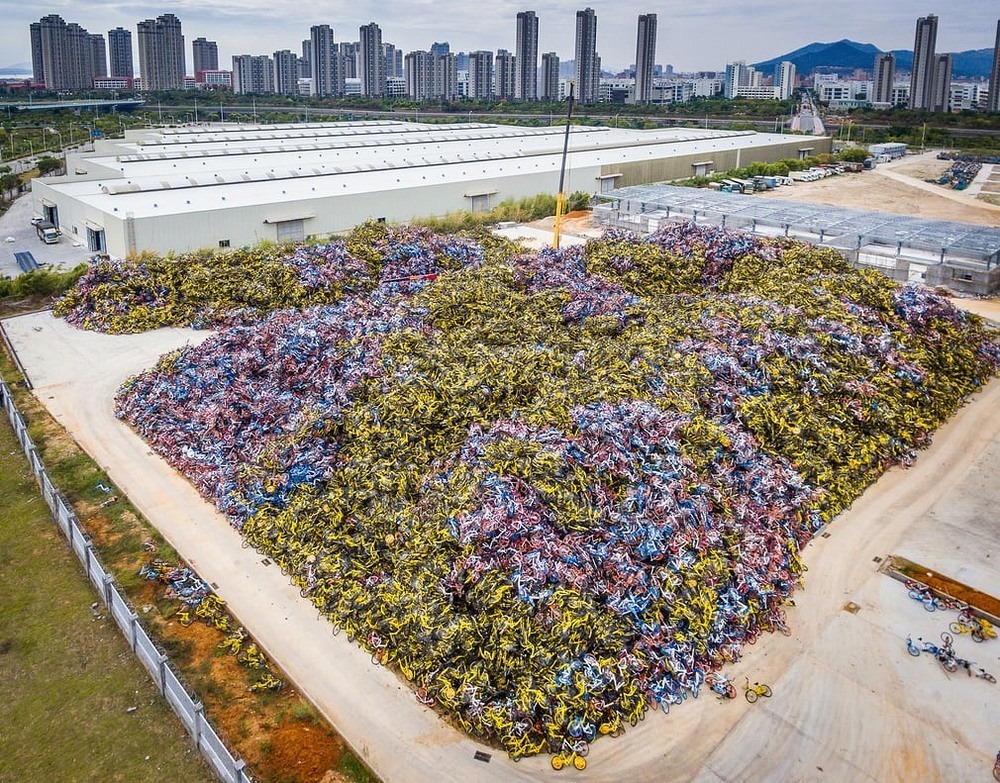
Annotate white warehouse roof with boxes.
[33,120,828,257]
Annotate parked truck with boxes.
[35,220,59,244]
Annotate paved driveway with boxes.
[0,191,95,279]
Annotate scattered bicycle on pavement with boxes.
[744,678,772,703]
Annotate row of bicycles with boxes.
[902,578,997,684]
[905,579,998,642]
[905,632,996,682]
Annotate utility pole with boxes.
[552,81,575,250]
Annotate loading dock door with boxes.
[275,219,305,243]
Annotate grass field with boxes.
[0,412,216,783]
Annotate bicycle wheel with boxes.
[573,755,587,771]
[551,754,566,771]
[972,629,984,643]
[760,685,772,698]
[724,682,737,699]
[745,689,758,704]
[994,762,1000,783]
[939,656,958,673]
[982,671,997,684]
[948,622,964,634]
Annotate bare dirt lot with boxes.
[755,151,1000,226]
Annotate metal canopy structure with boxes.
[594,184,1000,268]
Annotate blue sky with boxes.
[2,1,995,74]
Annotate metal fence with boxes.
[0,374,252,783]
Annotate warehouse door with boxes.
[275,219,305,243]
[86,226,106,253]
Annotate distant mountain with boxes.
[753,40,881,75]
[889,48,993,79]
[0,62,31,75]
[753,40,992,79]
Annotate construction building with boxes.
[31,121,830,259]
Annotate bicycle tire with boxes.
[551,755,565,771]
[939,656,958,673]
[745,689,758,704]
[725,683,737,699]
[982,671,997,684]
[948,621,964,634]
[573,755,587,771]
[922,599,937,612]
[994,765,1000,783]
[760,685,772,698]
[972,629,984,643]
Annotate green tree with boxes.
[838,146,869,163]
[36,156,62,176]
[0,168,20,199]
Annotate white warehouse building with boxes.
[32,121,831,258]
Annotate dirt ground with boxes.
[754,151,1000,226]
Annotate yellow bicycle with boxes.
[744,678,772,703]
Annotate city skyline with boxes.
[1,2,996,76]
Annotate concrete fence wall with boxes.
[0,374,251,783]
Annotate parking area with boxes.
[1,192,95,279]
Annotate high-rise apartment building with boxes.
[405,50,434,99]
[310,24,344,97]
[908,14,937,110]
[382,43,402,79]
[340,42,359,79]
[574,8,599,103]
[541,52,560,101]
[273,49,299,95]
[192,37,218,73]
[930,53,952,112]
[300,39,312,79]
[515,11,538,101]
[359,22,384,97]
[873,52,895,105]
[987,20,1000,112]
[137,13,185,91]
[468,50,494,100]
[108,27,133,78]
[724,61,747,98]
[30,15,106,90]
[405,50,458,100]
[634,14,656,104]
[495,49,516,100]
[774,60,795,100]
[232,54,273,94]
[434,52,458,100]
